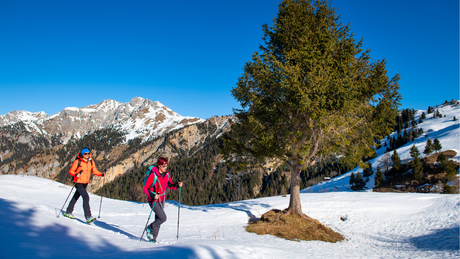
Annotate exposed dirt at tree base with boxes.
[246,209,344,243]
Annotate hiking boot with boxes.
[86,216,97,224]
[146,225,156,242]
[63,212,75,219]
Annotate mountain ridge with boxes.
[0,97,205,144]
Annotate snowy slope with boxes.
[0,175,458,259]
[303,101,460,193]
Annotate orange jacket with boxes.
[68,154,103,183]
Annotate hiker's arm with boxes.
[68,160,80,177]
[167,178,182,189]
[92,161,104,176]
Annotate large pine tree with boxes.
[219,0,401,216]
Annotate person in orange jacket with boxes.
[63,148,105,223]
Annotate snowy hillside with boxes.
[303,101,460,193]
[0,175,458,258]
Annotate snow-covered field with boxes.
[1,102,459,258]
[0,175,458,259]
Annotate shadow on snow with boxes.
[409,225,460,251]
[0,198,239,259]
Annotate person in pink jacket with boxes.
[143,157,183,242]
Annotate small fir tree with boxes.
[374,167,383,187]
[421,112,426,119]
[363,161,373,177]
[438,154,457,180]
[411,130,418,140]
[433,138,442,154]
[410,145,420,159]
[391,149,401,171]
[454,116,457,121]
[412,157,423,180]
[423,139,434,156]
[351,172,366,191]
[349,172,355,185]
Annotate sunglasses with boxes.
[83,153,90,155]
[159,164,168,168]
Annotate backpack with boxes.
[143,166,169,195]
[143,166,158,192]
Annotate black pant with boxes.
[66,183,91,219]
[148,200,167,241]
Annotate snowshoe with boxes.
[63,212,75,219]
[86,216,97,224]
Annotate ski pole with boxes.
[140,199,157,242]
[176,186,181,239]
[57,182,76,218]
[98,187,103,218]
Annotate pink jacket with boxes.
[143,166,178,202]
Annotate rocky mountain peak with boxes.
[0,110,48,127]
[0,97,204,145]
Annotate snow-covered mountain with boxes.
[0,97,205,144]
[0,110,48,126]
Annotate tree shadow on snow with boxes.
[167,200,272,223]
[409,225,460,251]
[0,198,239,259]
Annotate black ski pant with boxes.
[66,183,91,219]
[148,200,167,241]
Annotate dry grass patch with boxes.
[246,209,344,243]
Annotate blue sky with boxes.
[0,0,458,119]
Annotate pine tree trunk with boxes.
[288,162,303,216]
